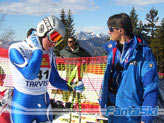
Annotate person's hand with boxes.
[72,80,85,93]
[26,31,42,51]
[141,121,145,123]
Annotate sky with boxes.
[0,0,164,41]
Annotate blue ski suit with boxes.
[99,36,159,123]
[9,39,69,123]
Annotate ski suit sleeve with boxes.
[49,56,69,91]
[141,48,159,123]
[9,47,43,80]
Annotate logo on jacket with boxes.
[130,60,137,65]
[41,54,50,68]
[149,63,153,68]
[108,44,112,48]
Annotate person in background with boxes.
[99,13,159,123]
[60,37,91,103]
[9,15,84,123]
[60,36,91,58]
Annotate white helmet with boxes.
[37,15,65,44]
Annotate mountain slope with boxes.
[76,31,109,56]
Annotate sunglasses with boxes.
[67,41,75,43]
[48,31,63,45]
[109,27,119,32]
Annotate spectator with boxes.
[60,37,91,102]
[60,36,91,58]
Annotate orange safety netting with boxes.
[0,48,108,93]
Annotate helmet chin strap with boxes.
[38,37,45,50]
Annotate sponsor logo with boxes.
[41,54,50,68]
[19,47,26,58]
[43,17,53,31]
[39,24,44,33]
[26,80,49,87]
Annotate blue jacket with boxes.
[99,36,159,123]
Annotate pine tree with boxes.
[129,7,139,35]
[145,7,159,41]
[60,8,68,44]
[60,8,67,26]
[151,18,164,72]
[67,9,75,37]
[137,20,149,42]
[54,9,76,56]
[54,8,67,56]
[129,7,148,42]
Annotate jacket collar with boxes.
[123,36,148,68]
[104,35,148,54]
[104,35,148,68]
[65,43,80,53]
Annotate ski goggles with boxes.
[108,27,119,32]
[48,30,63,45]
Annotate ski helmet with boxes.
[37,15,65,45]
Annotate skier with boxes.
[9,15,84,123]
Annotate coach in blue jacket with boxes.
[99,13,159,123]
